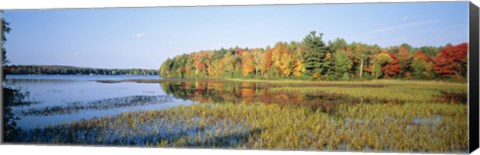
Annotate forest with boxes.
[4,65,158,75]
[159,31,467,81]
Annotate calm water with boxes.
[3,74,386,131]
[4,75,194,129]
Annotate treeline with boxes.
[5,65,158,75]
[159,31,467,81]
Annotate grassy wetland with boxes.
[7,77,468,153]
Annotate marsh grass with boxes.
[17,101,467,152]
[270,80,466,103]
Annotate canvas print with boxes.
[1,2,471,153]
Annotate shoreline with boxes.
[101,76,467,86]
[6,74,466,85]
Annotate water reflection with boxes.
[3,87,26,141]
[3,75,192,130]
[157,79,387,113]
[160,80,267,104]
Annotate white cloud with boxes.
[132,33,147,38]
[365,20,436,35]
[73,52,80,56]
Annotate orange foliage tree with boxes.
[259,49,273,76]
[241,51,255,77]
[397,46,410,77]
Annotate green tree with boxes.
[2,18,11,79]
[327,38,348,53]
[333,50,353,80]
[416,46,442,57]
[412,52,434,79]
[302,31,328,78]
[160,58,173,77]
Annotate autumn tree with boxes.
[372,52,392,79]
[397,46,411,77]
[412,51,435,79]
[241,51,255,77]
[233,50,243,77]
[271,43,293,77]
[250,48,263,76]
[351,43,378,79]
[382,52,401,78]
[158,32,467,81]
[204,52,215,76]
[292,47,306,77]
[259,49,273,77]
[192,52,207,76]
[221,52,236,77]
[211,49,229,76]
[433,43,468,79]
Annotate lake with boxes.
[3,75,194,129]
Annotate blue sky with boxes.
[3,2,469,69]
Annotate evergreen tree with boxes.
[302,31,328,78]
[2,18,11,79]
[333,50,353,80]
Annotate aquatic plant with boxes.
[14,99,467,153]
[19,95,174,116]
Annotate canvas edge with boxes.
[0,2,476,154]
[469,1,479,153]
[0,11,5,144]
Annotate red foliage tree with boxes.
[382,52,401,78]
[433,43,468,78]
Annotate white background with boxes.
[0,0,479,155]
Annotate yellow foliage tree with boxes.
[241,51,255,77]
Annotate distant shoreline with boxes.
[4,65,159,75]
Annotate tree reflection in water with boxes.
[158,79,386,113]
[3,87,29,142]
